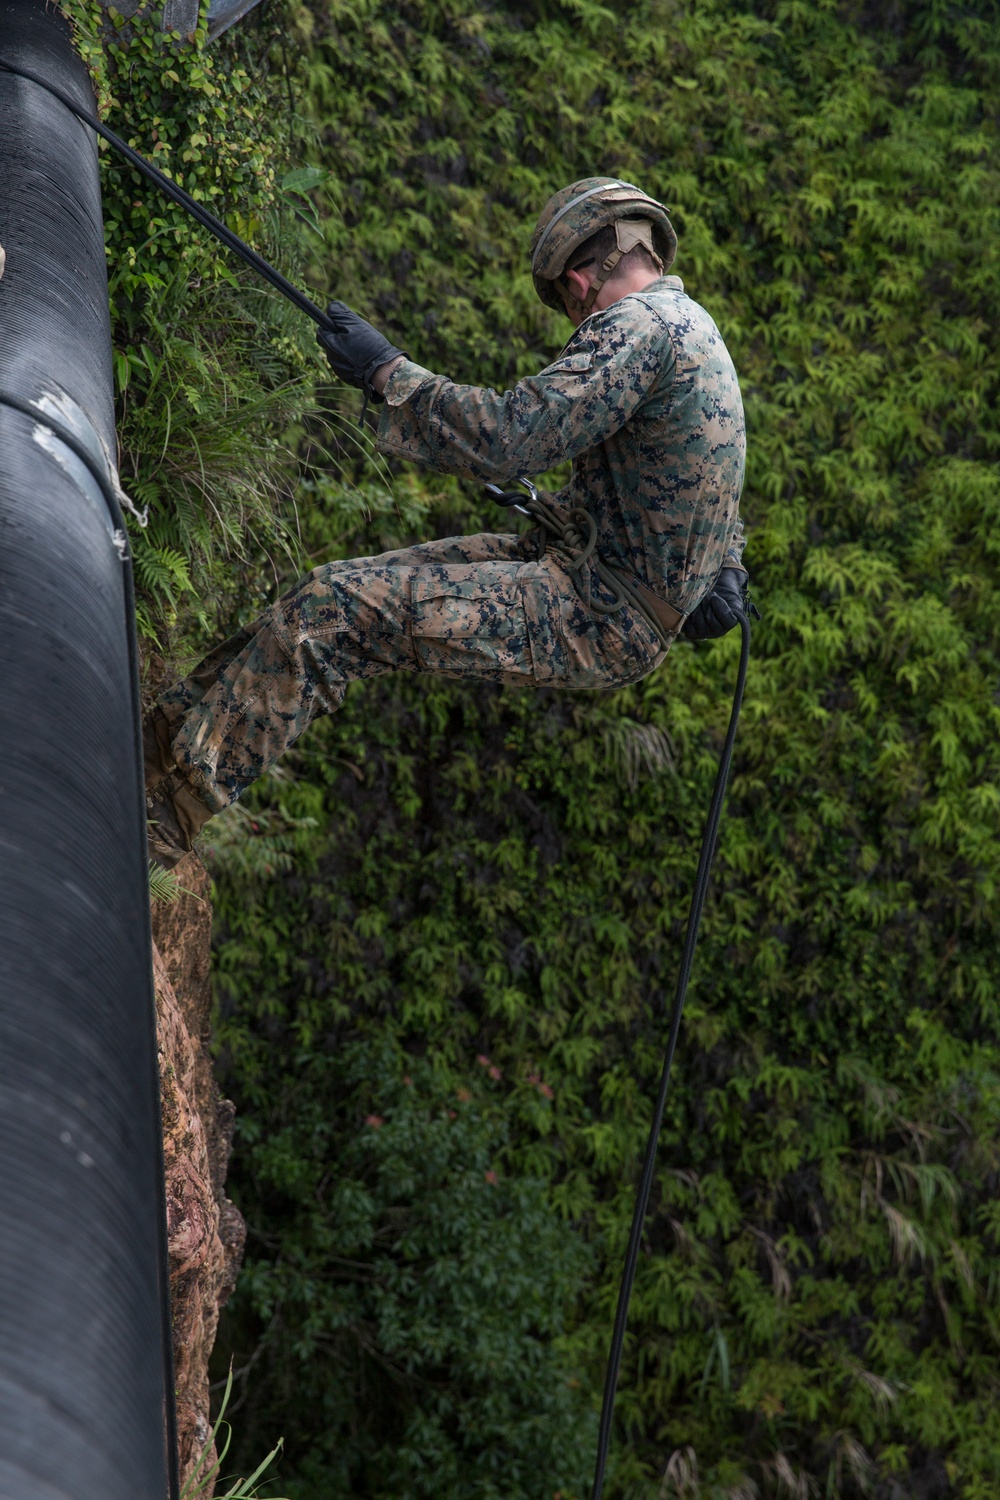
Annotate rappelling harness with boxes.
[0,54,754,1500]
[485,477,685,649]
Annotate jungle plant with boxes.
[210,1,1000,1497]
[62,0,341,652]
[182,1367,288,1500]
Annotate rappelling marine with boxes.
[145,177,750,867]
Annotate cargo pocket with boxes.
[410,566,528,680]
[517,564,567,683]
[410,563,568,684]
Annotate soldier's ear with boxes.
[563,267,590,297]
[561,266,592,312]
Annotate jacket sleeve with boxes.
[724,514,746,571]
[376,302,676,483]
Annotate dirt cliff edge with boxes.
[152,856,246,1490]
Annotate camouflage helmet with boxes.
[530,176,677,316]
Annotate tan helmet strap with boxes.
[581,218,664,312]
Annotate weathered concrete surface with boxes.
[152,856,246,1490]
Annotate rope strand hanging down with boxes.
[484,477,753,1500]
[589,612,751,1500]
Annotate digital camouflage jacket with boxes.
[377,275,746,618]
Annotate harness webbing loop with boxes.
[485,479,682,650]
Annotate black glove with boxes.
[316,300,406,398]
[681,567,757,641]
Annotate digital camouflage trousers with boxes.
[156,531,669,815]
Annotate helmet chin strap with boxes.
[578,218,665,313]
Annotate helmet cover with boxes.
[530,176,677,314]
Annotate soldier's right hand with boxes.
[681,567,757,641]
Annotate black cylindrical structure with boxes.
[0,3,174,1497]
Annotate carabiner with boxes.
[483,476,539,516]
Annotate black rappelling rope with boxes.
[486,486,753,1500]
[589,613,751,1500]
[4,50,755,1495]
[0,56,333,332]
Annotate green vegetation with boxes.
[182,1367,288,1498]
[214,1036,595,1497]
[65,0,323,650]
[76,0,1000,1494]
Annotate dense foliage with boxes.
[81,0,1000,1494]
[66,0,324,649]
[227,1036,595,1496]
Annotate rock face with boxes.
[152,856,246,1491]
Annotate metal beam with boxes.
[0,2,176,1496]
